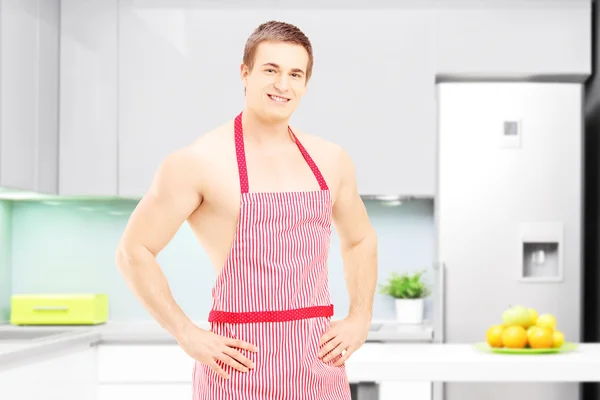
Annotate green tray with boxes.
[473,341,578,354]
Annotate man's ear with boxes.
[240,63,249,80]
[240,64,249,95]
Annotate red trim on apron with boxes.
[208,304,334,324]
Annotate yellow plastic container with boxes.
[10,294,108,325]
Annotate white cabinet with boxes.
[97,344,194,398]
[379,382,431,400]
[0,346,97,400]
[0,343,432,400]
[53,1,591,198]
[97,344,194,383]
[98,384,191,400]
[434,5,591,78]
[116,2,251,197]
[286,10,437,197]
[116,3,437,197]
[0,0,60,194]
[96,343,430,400]
[58,0,119,196]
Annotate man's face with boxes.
[241,41,309,122]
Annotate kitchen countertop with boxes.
[0,319,434,371]
[2,322,600,382]
[347,341,600,382]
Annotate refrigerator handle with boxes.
[432,261,446,344]
[432,262,446,400]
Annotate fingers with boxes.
[208,359,229,380]
[319,326,338,346]
[318,336,342,359]
[216,352,251,374]
[223,347,255,370]
[225,337,259,352]
[216,336,257,375]
[332,347,353,366]
[323,342,346,362]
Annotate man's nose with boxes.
[274,75,289,91]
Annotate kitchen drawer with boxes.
[97,344,194,383]
[10,294,108,325]
[97,384,192,400]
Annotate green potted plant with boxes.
[379,269,432,324]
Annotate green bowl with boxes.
[473,341,578,354]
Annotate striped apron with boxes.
[192,111,351,399]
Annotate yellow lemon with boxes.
[501,326,528,349]
[536,314,557,331]
[486,325,505,348]
[528,308,539,326]
[529,327,554,349]
[526,326,539,342]
[552,330,565,348]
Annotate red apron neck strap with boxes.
[234,112,249,193]
[287,127,329,191]
[234,111,329,193]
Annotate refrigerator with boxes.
[435,82,583,400]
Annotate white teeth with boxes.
[269,95,288,102]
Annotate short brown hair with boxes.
[243,21,314,82]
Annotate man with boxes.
[115,20,378,399]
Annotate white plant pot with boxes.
[395,298,424,324]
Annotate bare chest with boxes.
[214,147,330,202]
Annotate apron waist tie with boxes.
[208,304,334,324]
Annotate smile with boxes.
[268,94,290,103]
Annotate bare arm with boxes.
[115,149,203,340]
[332,148,378,320]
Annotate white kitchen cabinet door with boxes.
[97,381,427,400]
[117,1,244,198]
[434,5,590,78]
[58,0,119,196]
[378,382,431,400]
[0,346,97,400]
[98,384,191,400]
[97,344,194,383]
[117,2,436,198]
[0,0,60,194]
[286,10,437,197]
[97,344,193,400]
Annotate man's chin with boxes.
[263,107,294,122]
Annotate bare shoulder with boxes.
[153,120,235,194]
[289,126,353,192]
[290,126,343,156]
[188,120,234,159]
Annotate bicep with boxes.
[119,150,203,257]
[332,149,374,249]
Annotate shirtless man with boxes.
[116,20,378,399]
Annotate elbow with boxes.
[115,242,130,274]
[360,226,378,250]
[367,226,377,245]
[115,240,156,276]
[343,226,378,253]
[115,241,139,276]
